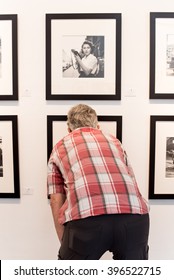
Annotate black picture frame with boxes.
[0,116,20,198]
[149,116,174,199]
[47,115,122,160]
[0,14,18,100]
[46,13,121,100]
[150,12,174,99]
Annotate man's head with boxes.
[67,104,99,132]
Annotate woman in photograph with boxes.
[71,40,99,78]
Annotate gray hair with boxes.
[67,104,98,131]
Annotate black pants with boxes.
[58,213,149,260]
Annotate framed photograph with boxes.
[149,116,174,199]
[150,12,174,99]
[0,15,18,100]
[0,116,20,198]
[46,13,121,100]
[47,115,122,160]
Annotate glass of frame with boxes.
[0,15,18,100]
[47,115,122,160]
[150,12,174,99]
[0,116,20,198]
[46,13,121,100]
[149,116,174,199]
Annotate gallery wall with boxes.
[0,0,174,259]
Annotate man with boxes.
[47,104,149,260]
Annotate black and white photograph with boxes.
[149,116,174,199]
[0,14,18,100]
[150,12,174,98]
[0,116,20,198]
[0,136,3,177]
[166,137,174,178]
[62,35,104,78]
[46,13,121,100]
[166,34,174,76]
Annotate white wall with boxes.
[0,0,174,260]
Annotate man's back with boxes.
[48,127,148,224]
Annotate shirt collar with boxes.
[72,127,100,133]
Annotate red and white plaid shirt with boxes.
[47,127,149,224]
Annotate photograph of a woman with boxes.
[62,36,104,78]
[71,40,99,78]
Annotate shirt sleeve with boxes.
[82,54,98,72]
[88,55,98,69]
[110,134,138,183]
[47,154,66,196]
